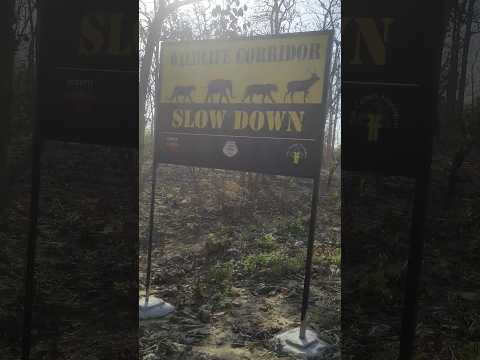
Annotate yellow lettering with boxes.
[209,110,226,129]
[79,15,105,55]
[183,110,194,128]
[194,110,208,128]
[348,17,394,65]
[266,111,286,131]
[249,111,265,131]
[108,13,131,56]
[234,111,249,130]
[172,110,183,128]
[287,111,304,132]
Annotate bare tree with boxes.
[139,0,197,188]
[250,0,300,35]
[310,0,341,173]
[445,0,480,208]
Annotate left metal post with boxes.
[22,117,42,360]
[144,132,158,306]
[23,1,42,355]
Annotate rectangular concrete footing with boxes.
[139,296,175,320]
[273,327,332,359]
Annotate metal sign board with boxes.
[156,32,333,178]
[342,1,443,176]
[38,0,138,147]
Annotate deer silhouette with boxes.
[284,73,320,103]
[205,79,234,104]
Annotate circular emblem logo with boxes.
[223,141,239,158]
[350,92,400,142]
[287,144,307,165]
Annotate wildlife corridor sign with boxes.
[156,32,333,178]
[38,0,138,147]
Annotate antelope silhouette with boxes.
[284,73,320,103]
[205,79,234,103]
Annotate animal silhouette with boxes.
[284,73,320,103]
[205,79,234,103]
[170,85,196,103]
[242,84,278,103]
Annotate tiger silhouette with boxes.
[242,84,278,103]
[205,79,233,103]
[170,85,196,103]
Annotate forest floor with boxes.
[138,165,341,360]
[341,146,480,360]
[0,142,138,360]
[2,139,478,360]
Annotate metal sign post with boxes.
[22,4,42,356]
[271,172,333,357]
[300,173,321,339]
[398,168,431,360]
[22,1,138,358]
[138,116,175,320]
[22,136,42,360]
[398,5,446,360]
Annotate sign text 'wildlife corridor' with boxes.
[38,0,138,147]
[156,32,333,178]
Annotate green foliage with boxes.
[456,341,480,360]
[206,261,234,296]
[331,247,341,266]
[242,250,303,279]
[258,232,277,251]
[313,247,341,267]
[285,215,306,237]
[205,232,232,256]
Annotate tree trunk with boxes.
[139,12,162,192]
[445,0,476,209]
[456,0,476,132]
[444,1,463,140]
[445,140,473,208]
[0,0,15,212]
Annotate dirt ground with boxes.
[341,148,480,360]
[139,165,341,360]
[0,142,138,360]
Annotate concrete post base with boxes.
[273,327,333,359]
[139,296,175,320]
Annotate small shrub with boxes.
[457,341,480,360]
[285,216,306,237]
[206,261,234,296]
[205,233,231,257]
[313,247,341,267]
[258,232,277,251]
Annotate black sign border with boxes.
[155,30,334,179]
